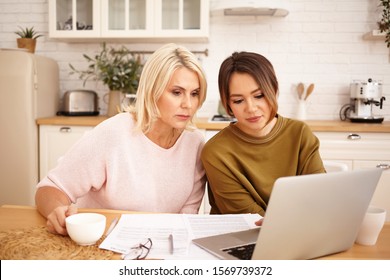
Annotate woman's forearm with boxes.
[35,186,71,218]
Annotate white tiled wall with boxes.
[1,0,390,120]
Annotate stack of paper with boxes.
[99,213,261,259]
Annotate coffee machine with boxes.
[347,78,386,123]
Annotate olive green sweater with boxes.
[201,115,325,216]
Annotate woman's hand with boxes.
[35,186,76,235]
[46,204,78,235]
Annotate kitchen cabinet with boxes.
[100,0,154,38]
[49,0,101,38]
[153,0,209,40]
[49,0,209,41]
[314,132,390,164]
[39,125,93,180]
[315,132,390,221]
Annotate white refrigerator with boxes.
[0,49,59,206]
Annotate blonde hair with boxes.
[129,43,207,133]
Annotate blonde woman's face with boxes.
[156,67,200,130]
[228,72,276,137]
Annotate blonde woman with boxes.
[36,43,207,235]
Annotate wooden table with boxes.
[1,205,389,260]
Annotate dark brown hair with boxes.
[218,51,279,119]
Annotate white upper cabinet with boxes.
[49,0,209,41]
[154,0,209,39]
[49,0,101,38]
[101,0,154,38]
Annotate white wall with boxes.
[1,0,389,120]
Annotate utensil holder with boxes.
[296,100,307,120]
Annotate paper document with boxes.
[99,213,261,259]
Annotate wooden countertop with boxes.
[36,116,390,133]
[36,116,108,126]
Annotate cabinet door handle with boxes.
[347,133,361,140]
[59,127,72,133]
[376,163,390,170]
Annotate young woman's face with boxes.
[228,72,275,137]
[156,67,200,130]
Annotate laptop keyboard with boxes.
[222,243,256,260]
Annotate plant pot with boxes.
[106,90,122,117]
[16,38,36,53]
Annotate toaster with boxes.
[58,90,99,116]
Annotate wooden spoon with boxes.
[297,83,305,100]
[304,83,315,100]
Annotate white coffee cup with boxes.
[355,206,386,246]
[66,213,106,246]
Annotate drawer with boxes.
[314,132,390,161]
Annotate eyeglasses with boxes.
[122,238,153,260]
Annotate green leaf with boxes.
[68,42,143,93]
[14,26,43,39]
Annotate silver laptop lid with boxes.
[192,168,382,260]
[252,168,382,259]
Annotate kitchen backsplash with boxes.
[1,0,389,120]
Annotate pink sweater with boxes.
[36,113,206,214]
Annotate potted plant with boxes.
[378,0,390,47]
[14,26,43,53]
[69,42,143,116]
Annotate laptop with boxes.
[192,168,383,260]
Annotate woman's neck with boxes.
[145,124,182,149]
